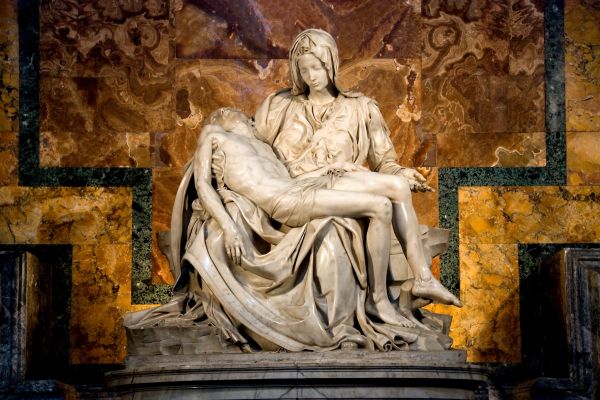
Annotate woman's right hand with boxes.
[327,162,367,174]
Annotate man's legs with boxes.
[331,172,461,307]
[310,189,415,327]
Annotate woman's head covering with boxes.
[289,29,343,96]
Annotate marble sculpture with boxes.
[126,29,462,353]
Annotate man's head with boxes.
[205,108,256,138]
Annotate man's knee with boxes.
[390,177,411,202]
[371,196,392,221]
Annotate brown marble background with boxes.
[1,0,600,364]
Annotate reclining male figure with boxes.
[195,108,461,329]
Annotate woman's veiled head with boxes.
[289,29,341,96]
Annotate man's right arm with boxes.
[194,134,245,264]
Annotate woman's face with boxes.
[297,53,330,93]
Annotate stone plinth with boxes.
[106,350,488,399]
[539,248,600,399]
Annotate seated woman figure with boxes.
[255,29,453,320]
[196,108,460,328]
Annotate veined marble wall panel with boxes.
[174,59,289,141]
[437,131,546,167]
[565,0,600,187]
[40,0,172,78]
[152,167,181,285]
[337,58,435,167]
[40,131,152,168]
[39,74,171,166]
[565,0,600,132]
[421,0,510,135]
[421,0,545,166]
[0,0,18,132]
[175,0,422,60]
[509,0,544,76]
[40,75,174,134]
[39,0,174,167]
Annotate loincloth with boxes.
[266,175,335,227]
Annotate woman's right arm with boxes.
[294,162,367,180]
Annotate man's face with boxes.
[226,115,255,139]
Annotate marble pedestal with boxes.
[538,249,600,399]
[106,350,488,399]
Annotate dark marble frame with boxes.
[15,0,566,303]
[0,245,71,395]
[511,245,600,398]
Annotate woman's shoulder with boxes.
[339,92,378,108]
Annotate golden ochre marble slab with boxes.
[0,187,132,244]
[0,187,143,363]
[568,131,600,185]
[427,186,600,363]
[71,244,138,364]
[0,132,18,185]
[459,186,600,244]
[565,0,600,132]
[457,243,520,363]
[429,243,520,363]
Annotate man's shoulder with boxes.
[200,125,226,141]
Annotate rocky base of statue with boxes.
[106,351,489,399]
[125,289,455,355]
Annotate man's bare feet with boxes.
[412,277,462,307]
[365,295,416,328]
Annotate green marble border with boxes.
[438,0,567,294]
[17,0,170,304]
[17,0,567,302]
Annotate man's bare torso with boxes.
[208,132,296,209]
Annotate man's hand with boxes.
[223,226,245,265]
[401,168,434,192]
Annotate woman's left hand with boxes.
[401,168,434,192]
